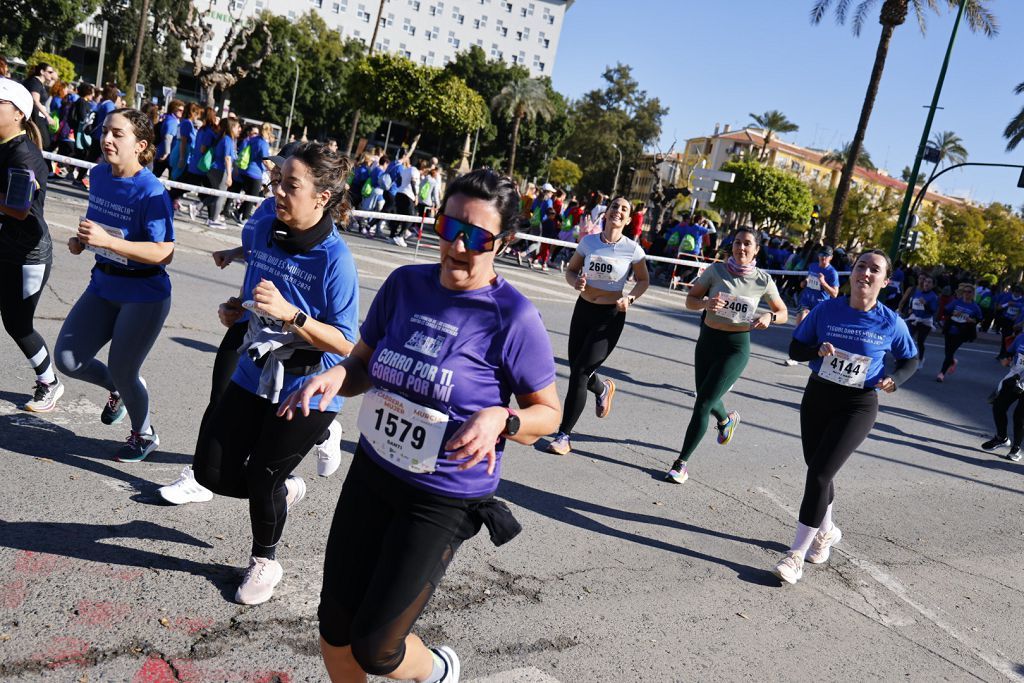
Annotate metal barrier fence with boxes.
[44,151,847,278]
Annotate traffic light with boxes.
[1018,168,1024,189]
[899,229,922,252]
[809,204,821,229]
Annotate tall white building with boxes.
[202,0,573,77]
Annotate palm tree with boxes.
[821,142,876,171]
[748,110,799,160]
[810,0,997,245]
[929,130,968,167]
[1003,82,1024,150]
[491,78,556,177]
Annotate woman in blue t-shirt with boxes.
[937,282,983,382]
[900,273,939,363]
[54,108,175,462]
[191,142,360,606]
[773,250,918,585]
[278,169,561,682]
[237,122,272,221]
[205,117,240,229]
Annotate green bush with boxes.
[27,51,76,84]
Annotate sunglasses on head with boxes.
[434,215,509,252]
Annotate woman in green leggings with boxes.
[665,228,788,484]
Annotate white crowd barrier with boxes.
[44,152,849,277]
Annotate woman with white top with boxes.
[547,196,649,456]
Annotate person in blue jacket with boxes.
[900,273,939,364]
[937,282,983,382]
[191,142,360,606]
[773,250,918,585]
[236,122,272,222]
[55,108,175,462]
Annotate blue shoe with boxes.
[101,391,127,425]
[716,411,740,446]
[115,429,159,463]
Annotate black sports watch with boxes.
[503,408,521,437]
[291,310,308,329]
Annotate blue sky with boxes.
[551,0,1024,207]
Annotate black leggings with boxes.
[798,377,878,527]
[992,377,1024,446]
[198,321,248,438]
[193,381,337,559]
[0,263,54,381]
[393,193,416,237]
[238,176,264,220]
[559,297,625,434]
[319,447,480,675]
[941,331,972,374]
[910,322,932,362]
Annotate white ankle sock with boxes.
[789,522,819,556]
[819,504,834,534]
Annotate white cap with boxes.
[540,182,555,192]
[0,78,34,121]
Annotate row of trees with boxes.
[0,0,665,194]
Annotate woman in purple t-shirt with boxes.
[279,169,561,682]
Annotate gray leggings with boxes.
[206,169,229,220]
[55,289,171,434]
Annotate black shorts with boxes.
[318,446,481,673]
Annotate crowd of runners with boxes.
[3,75,1023,682]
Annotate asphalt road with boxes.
[0,180,1022,682]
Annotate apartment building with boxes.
[202,0,572,75]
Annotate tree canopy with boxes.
[558,63,667,195]
[713,159,813,230]
[2,0,99,56]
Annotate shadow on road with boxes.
[499,479,786,587]
[169,336,220,354]
[0,403,193,492]
[0,518,237,596]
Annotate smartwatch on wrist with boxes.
[503,407,521,437]
[291,310,308,329]
[770,312,778,323]
[628,295,636,305]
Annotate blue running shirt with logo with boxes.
[944,299,983,336]
[359,264,556,498]
[793,297,917,389]
[85,164,175,303]
[798,262,840,310]
[233,214,360,411]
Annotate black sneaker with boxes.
[981,436,1010,451]
[115,429,160,462]
[101,391,127,425]
[1004,446,1022,462]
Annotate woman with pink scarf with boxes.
[664,227,788,485]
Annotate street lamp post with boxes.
[612,143,623,196]
[889,0,967,260]
[284,58,300,148]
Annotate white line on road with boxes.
[755,487,1024,682]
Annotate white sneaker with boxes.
[285,475,306,512]
[207,219,227,230]
[773,550,804,585]
[806,526,842,564]
[235,556,283,605]
[316,421,343,477]
[391,235,408,248]
[22,379,64,413]
[430,645,461,682]
[158,466,214,505]
[783,358,799,367]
